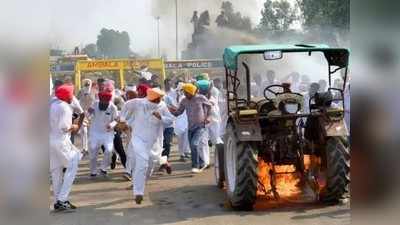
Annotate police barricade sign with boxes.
[75,58,166,90]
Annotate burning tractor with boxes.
[214,44,350,210]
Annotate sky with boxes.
[0,0,299,56]
[49,0,270,57]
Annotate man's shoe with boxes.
[165,164,172,174]
[100,170,108,177]
[200,164,210,171]
[111,153,117,170]
[54,201,75,212]
[179,156,186,162]
[123,173,132,181]
[64,201,77,209]
[158,164,166,172]
[53,201,62,211]
[191,168,201,174]
[135,195,143,204]
[184,153,191,159]
[89,174,97,178]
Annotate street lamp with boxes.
[156,16,161,58]
[175,0,178,60]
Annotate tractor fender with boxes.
[324,119,349,137]
[227,115,263,142]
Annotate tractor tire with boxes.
[214,144,225,189]
[320,137,350,203]
[224,125,258,210]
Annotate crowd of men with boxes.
[49,70,350,212]
[49,73,227,212]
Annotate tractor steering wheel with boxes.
[263,84,286,101]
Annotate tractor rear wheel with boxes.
[320,137,350,203]
[214,144,225,188]
[224,125,258,210]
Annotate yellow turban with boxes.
[147,88,165,101]
[182,83,197,96]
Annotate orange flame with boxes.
[257,155,326,197]
[257,159,302,199]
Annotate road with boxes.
[50,145,350,225]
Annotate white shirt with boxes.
[88,101,118,135]
[71,96,84,114]
[163,90,178,128]
[49,99,73,141]
[121,98,174,145]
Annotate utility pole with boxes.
[175,0,179,60]
[156,16,161,58]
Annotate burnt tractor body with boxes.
[215,44,350,210]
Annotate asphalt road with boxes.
[50,146,350,225]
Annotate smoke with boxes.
[151,0,263,59]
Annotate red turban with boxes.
[55,84,74,102]
[98,91,113,102]
[137,84,150,97]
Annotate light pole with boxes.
[156,16,161,58]
[175,0,178,60]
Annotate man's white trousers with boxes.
[51,153,79,203]
[89,134,114,174]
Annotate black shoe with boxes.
[184,153,191,159]
[135,195,143,204]
[54,201,75,212]
[100,170,108,177]
[158,164,166,172]
[165,164,172,175]
[54,201,61,211]
[64,201,77,209]
[179,156,186,162]
[111,153,117,170]
[123,173,132,181]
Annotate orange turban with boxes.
[146,88,165,101]
[55,84,74,102]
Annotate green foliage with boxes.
[258,0,297,33]
[50,49,63,57]
[297,0,350,32]
[82,43,97,58]
[218,1,252,31]
[96,28,132,58]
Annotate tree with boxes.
[297,0,350,32]
[217,1,252,31]
[258,0,297,34]
[297,0,349,46]
[96,28,132,58]
[82,43,97,58]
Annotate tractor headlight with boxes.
[284,103,299,114]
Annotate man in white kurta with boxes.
[77,79,95,154]
[87,91,118,177]
[50,84,81,212]
[120,88,174,204]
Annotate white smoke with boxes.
[151,0,263,59]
